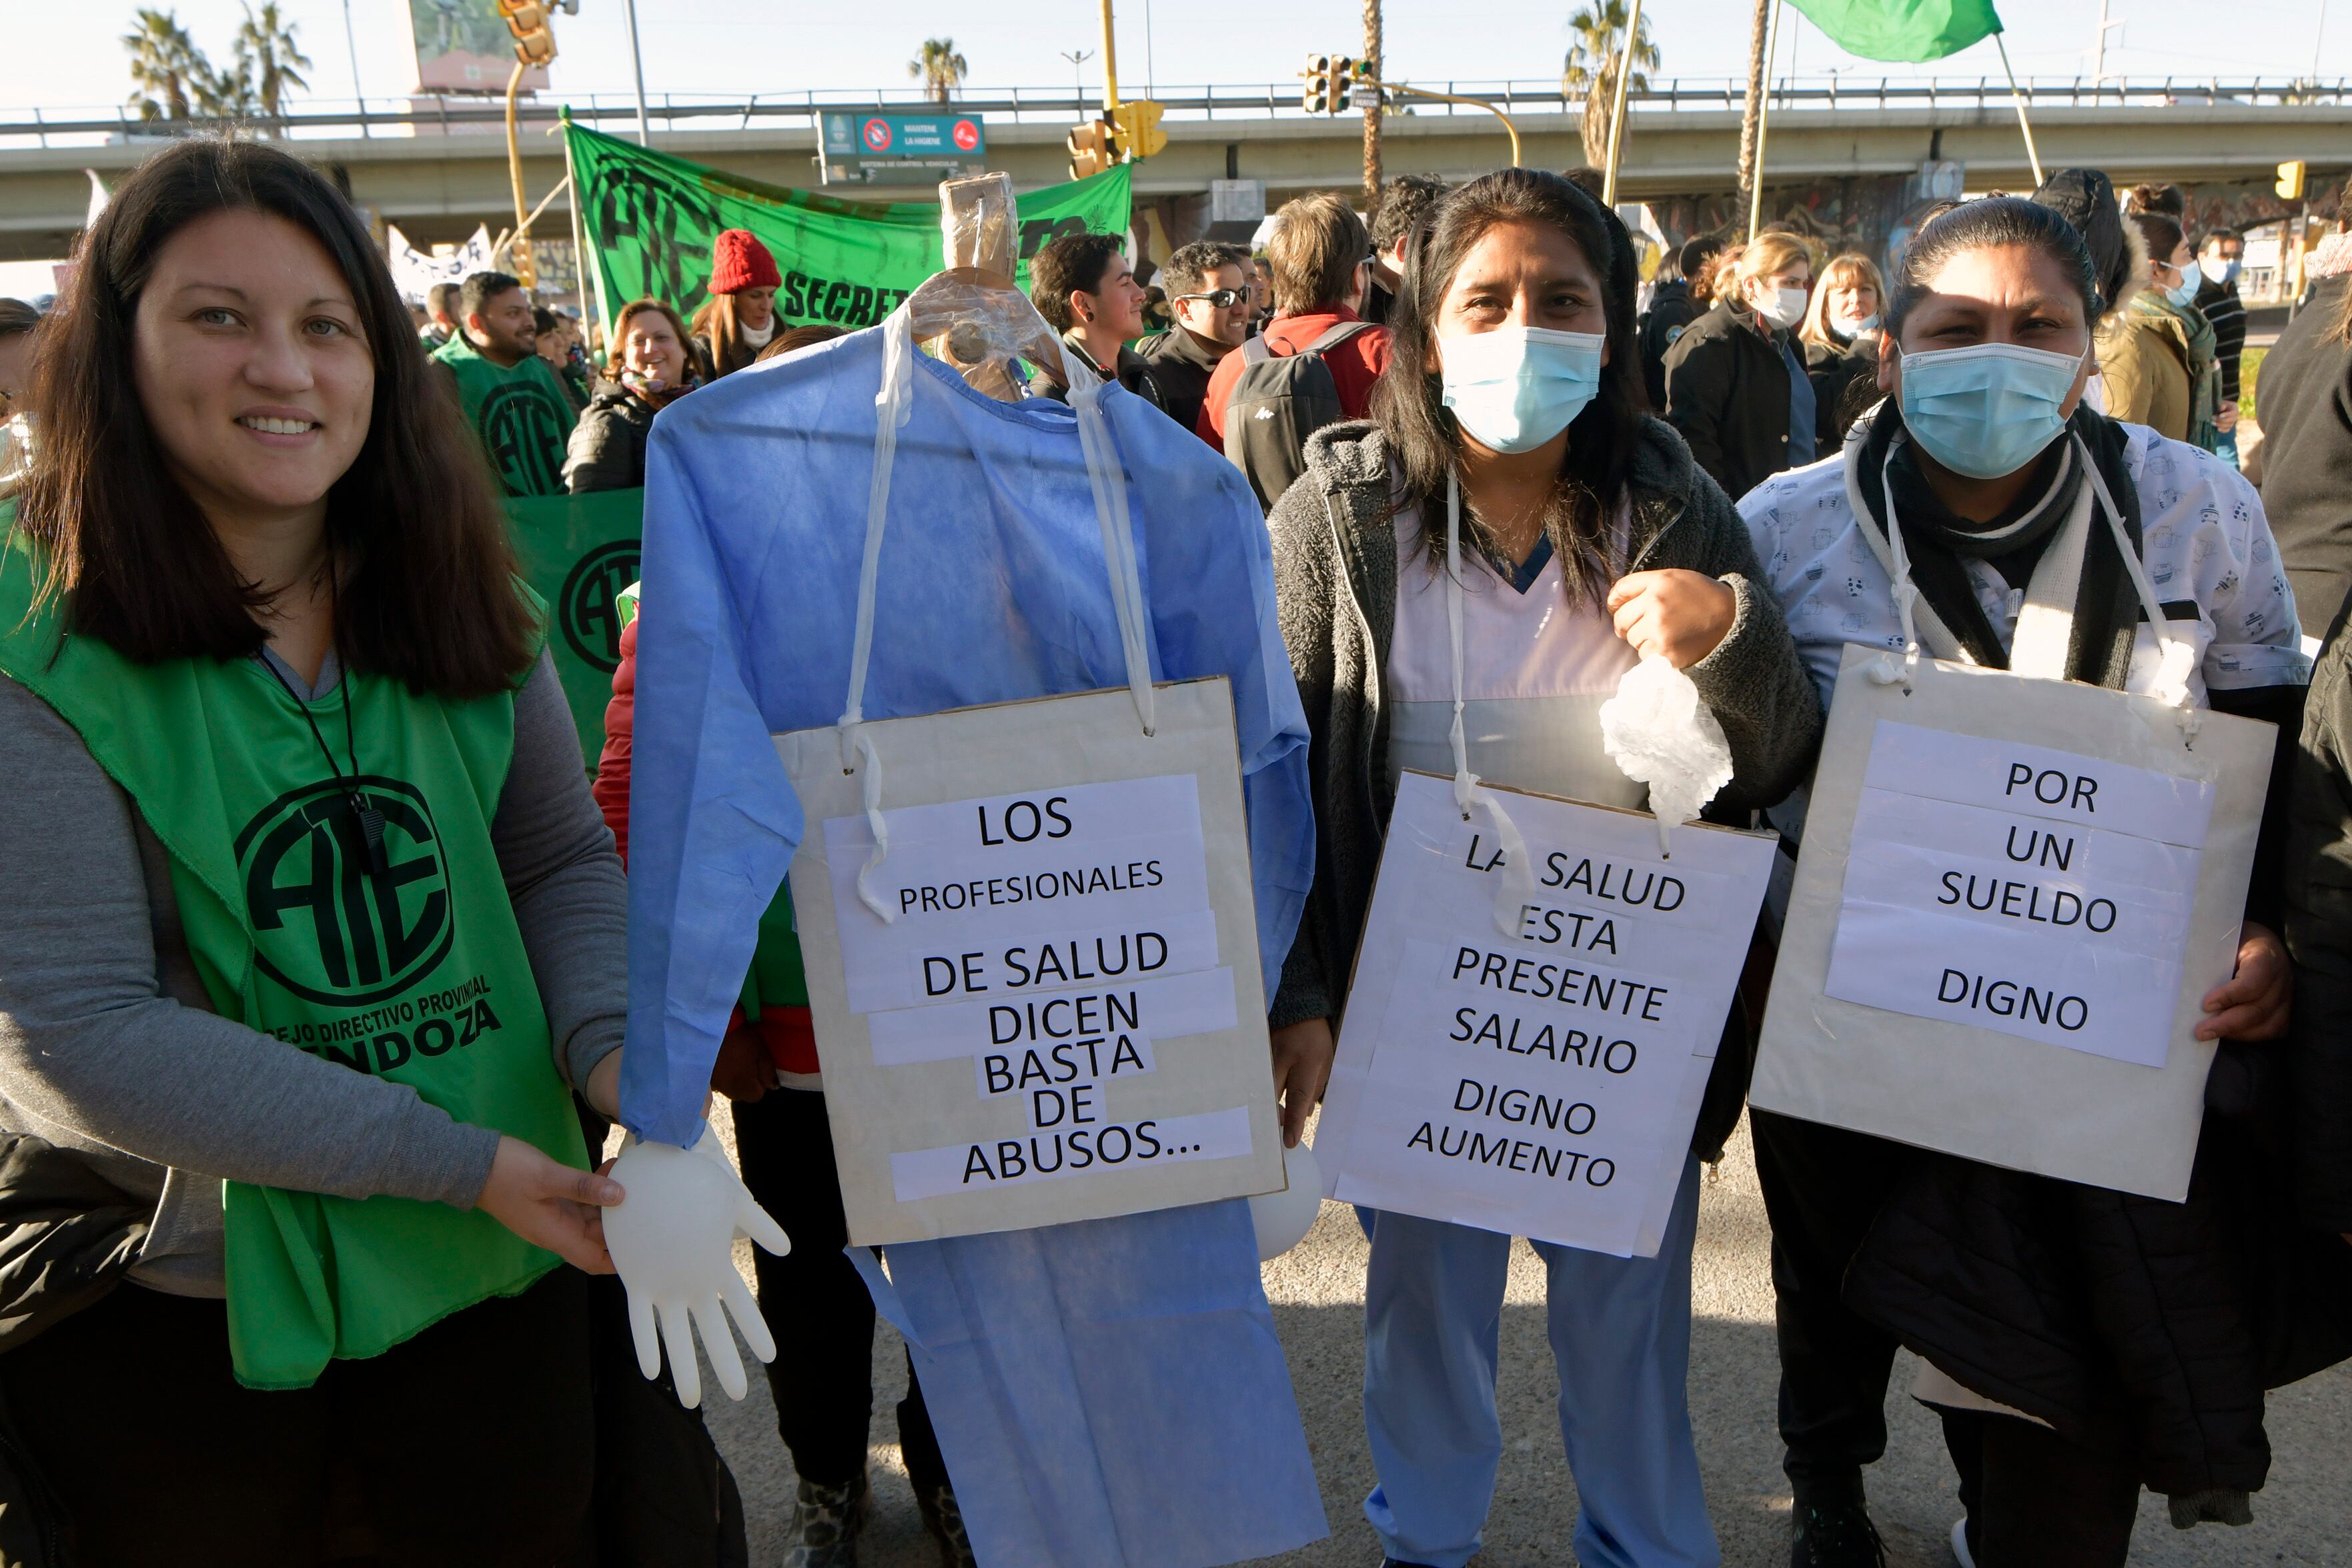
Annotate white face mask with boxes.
[1832,309,1880,339]
[1752,283,1808,331]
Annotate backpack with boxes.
[1221,319,1375,512]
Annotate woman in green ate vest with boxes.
[0,138,632,1566]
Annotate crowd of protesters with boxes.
[1,128,2350,1568]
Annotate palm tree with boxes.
[236,3,312,125]
[1561,0,1660,169]
[122,8,210,122]
[909,37,968,105]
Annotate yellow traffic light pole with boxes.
[1100,0,1121,115]
[504,59,532,286]
[1360,77,1521,166]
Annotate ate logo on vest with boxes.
[478,381,568,496]
[235,777,456,1006]
[560,540,642,674]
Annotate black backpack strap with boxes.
[1303,319,1375,356]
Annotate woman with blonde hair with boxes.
[1800,252,1888,448]
[1662,229,1817,499]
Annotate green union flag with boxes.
[564,122,1131,337]
[1788,0,2002,61]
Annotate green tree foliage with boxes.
[123,4,310,125]
[1562,0,1661,168]
[237,3,313,123]
[909,37,969,105]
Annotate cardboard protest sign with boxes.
[502,488,643,767]
[776,678,1288,1245]
[1753,644,2273,1201]
[1316,770,1778,1257]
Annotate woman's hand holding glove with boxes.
[1607,570,1737,669]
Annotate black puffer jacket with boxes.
[1805,331,1880,452]
[563,387,655,495]
[1636,279,1696,410]
[1663,299,1804,503]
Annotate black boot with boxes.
[787,1470,872,1568]
[1790,1497,1888,1568]
[914,1481,977,1568]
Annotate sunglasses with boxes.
[1177,288,1251,308]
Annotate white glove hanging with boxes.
[1598,656,1736,856]
[1248,1140,1323,1261]
[604,1128,791,1409]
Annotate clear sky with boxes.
[5,0,2344,117]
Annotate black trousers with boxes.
[1749,1108,1909,1505]
[732,1087,949,1498]
[1939,1409,2142,1566]
[0,1268,594,1568]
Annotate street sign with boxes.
[822,113,988,161]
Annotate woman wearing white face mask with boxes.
[2096,209,2223,451]
[1266,169,1822,1568]
[1742,197,2319,1568]
[1799,253,1887,451]
[1663,231,1816,503]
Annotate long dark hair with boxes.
[1372,167,1648,602]
[15,136,536,696]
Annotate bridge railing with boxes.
[2,75,2345,151]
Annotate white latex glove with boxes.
[604,1129,790,1408]
[1249,1141,1323,1260]
[1598,655,1735,855]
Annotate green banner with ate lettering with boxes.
[502,486,642,770]
[564,121,1132,335]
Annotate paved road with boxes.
[694,1109,2352,1567]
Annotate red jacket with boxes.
[1195,307,1393,452]
[594,618,818,1075]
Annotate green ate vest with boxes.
[432,335,575,498]
[0,533,587,1389]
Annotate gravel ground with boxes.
[690,1107,2352,1567]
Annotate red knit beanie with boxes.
[708,229,781,294]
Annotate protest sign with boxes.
[386,223,492,308]
[1753,644,2273,1201]
[501,488,643,767]
[776,678,1288,1246]
[564,122,1131,339]
[1316,770,1778,1258]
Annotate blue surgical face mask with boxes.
[1898,341,2086,480]
[2205,256,2241,288]
[1438,325,1606,454]
[2165,259,2205,307]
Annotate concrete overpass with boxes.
[0,76,2345,260]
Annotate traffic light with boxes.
[495,0,556,66]
[1303,53,1331,114]
[2277,159,2307,200]
[1068,119,1116,180]
[1330,57,1355,112]
[1113,100,1167,159]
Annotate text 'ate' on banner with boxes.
[776,678,1287,1246]
[1752,644,2273,1202]
[1317,770,1779,1259]
[564,121,1131,339]
[502,488,644,768]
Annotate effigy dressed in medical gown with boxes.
[621,189,1326,1563]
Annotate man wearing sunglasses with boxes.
[1133,241,1255,441]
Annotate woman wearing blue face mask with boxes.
[1742,196,2325,1568]
[1265,167,1822,1568]
[2097,208,2223,451]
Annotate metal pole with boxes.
[623,0,652,145]
[1603,0,1646,206]
[560,110,600,341]
[1363,0,1383,209]
[1100,0,1121,113]
[340,0,369,138]
[1748,0,1783,239]
[1995,35,2045,187]
[1373,80,1520,164]
[504,59,533,286]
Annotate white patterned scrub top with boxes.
[1738,420,2310,716]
